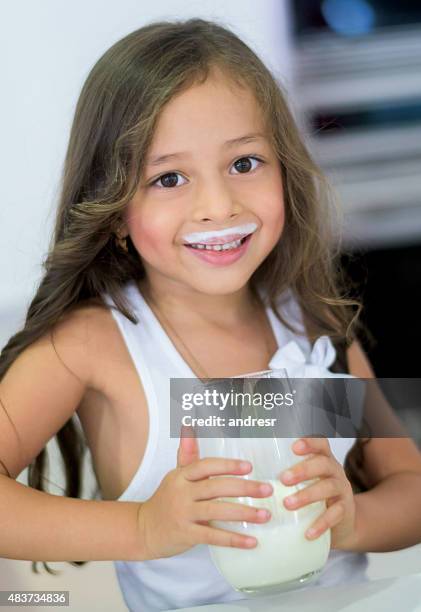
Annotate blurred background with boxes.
[1,1,420,609]
[287,0,421,442]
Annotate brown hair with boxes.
[0,18,372,574]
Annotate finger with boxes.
[292,437,332,457]
[194,500,271,524]
[280,454,341,485]
[190,522,258,549]
[177,425,200,468]
[283,477,341,510]
[193,476,273,501]
[305,501,346,540]
[184,457,252,481]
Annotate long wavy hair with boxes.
[0,18,373,574]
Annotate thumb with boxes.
[177,424,200,468]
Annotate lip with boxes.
[184,233,253,267]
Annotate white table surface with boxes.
[169,572,421,611]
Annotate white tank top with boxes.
[103,280,368,612]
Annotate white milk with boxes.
[209,479,330,592]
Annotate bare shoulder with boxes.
[51,299,125,391]
[46,300,107,385]
[346,339,376,379]
[0,301,107,479]
[0,298,131,479]
[1,300,107,390]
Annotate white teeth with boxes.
[222,239,242,250]
[190,237,244,251]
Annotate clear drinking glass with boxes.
[197,368,331,595]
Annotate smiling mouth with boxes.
[184,233,251,252]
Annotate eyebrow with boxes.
[146,132,268,167]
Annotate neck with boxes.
[138,278,261,329]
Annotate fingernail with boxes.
[282,469,294,482]
[246,537,257,547]
[257,509,271,519]
[240,461,252,470]
[294,439,307,451]
[284,495,298,506]
[306,527,318,538]
[260,483,273,495]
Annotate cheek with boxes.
[275,200,286,232]
[260,166,285,217]
[126,205,173,256]
[132,223,162,256]
[132,225,157,254]
[262,183,285,234]
[258,190,285,251]
[267,205,285,249]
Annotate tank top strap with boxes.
[258,285,313,358]
[127,280,197,377]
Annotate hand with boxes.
[279,437,356,549]
[136,426,273,560]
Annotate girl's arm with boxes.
[0,307,145,562]
[0,473,144,561]
[341,340,421,552]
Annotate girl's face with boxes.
[124,68,285,297]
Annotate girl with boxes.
[1,17,421,612]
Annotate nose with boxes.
[193,177,241,224]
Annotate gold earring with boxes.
[115,234,128,252]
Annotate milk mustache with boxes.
[209,478,331,593]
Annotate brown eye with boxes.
[232,156,264,175]
[234,157,252,173]
[152,172,187,189]
[160,173,179,188]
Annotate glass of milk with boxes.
[197,369,331,595]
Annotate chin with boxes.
[185,272,253,296]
